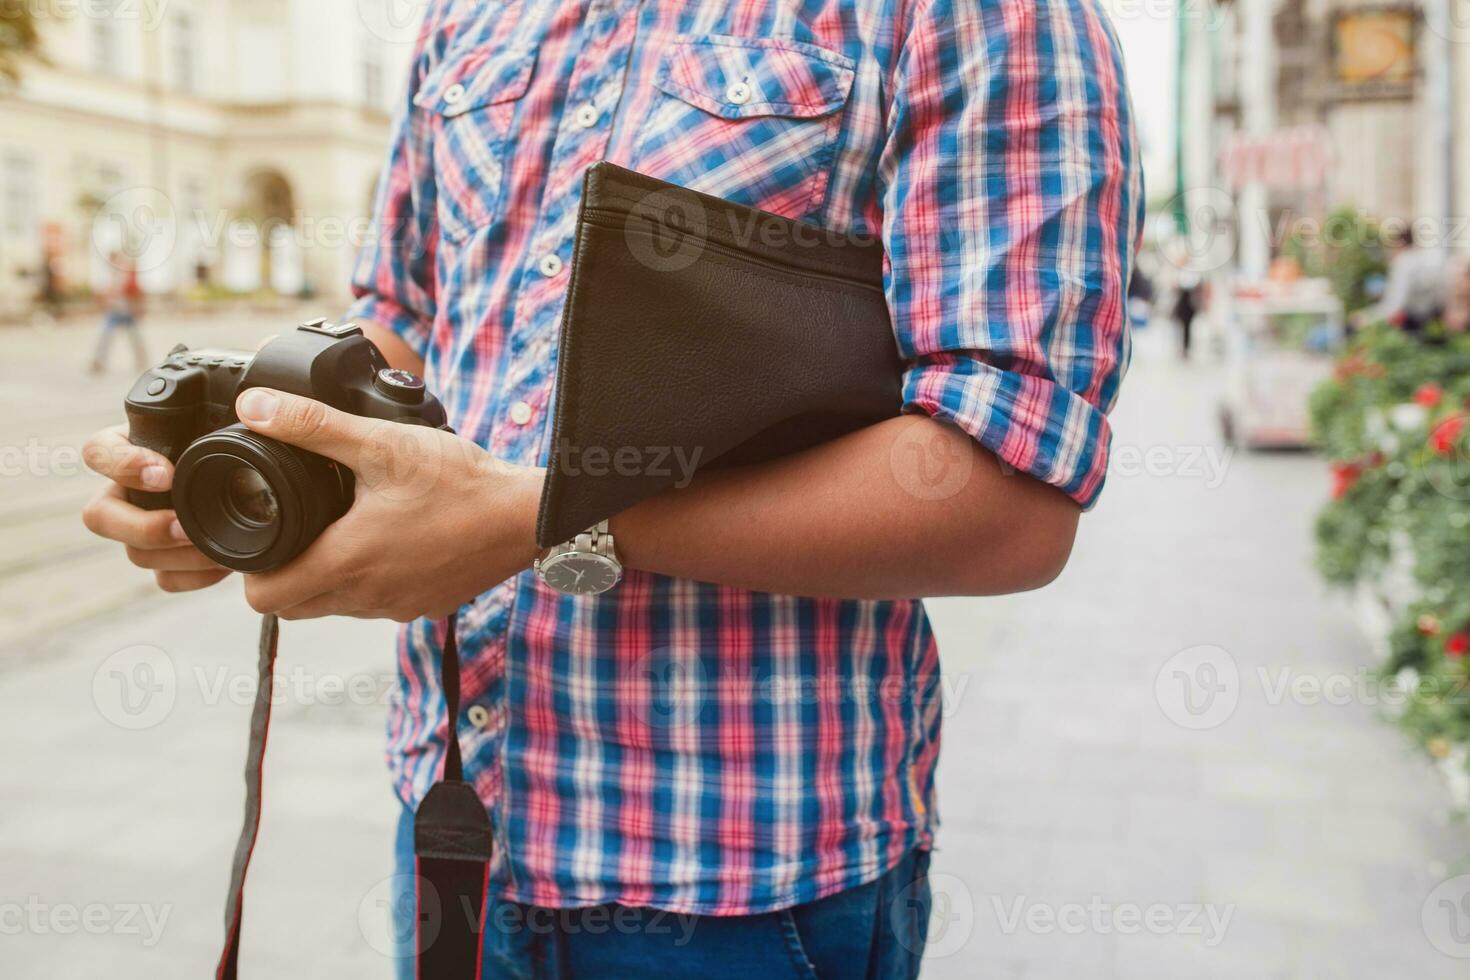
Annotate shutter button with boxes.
[726,80,752,105]
[374,367,426,405]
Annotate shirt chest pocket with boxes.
[415,47,536,243]
[630,35,855,222]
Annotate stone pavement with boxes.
[0,317,1467,977]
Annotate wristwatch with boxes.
[534,520,623,596]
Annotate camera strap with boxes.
[215,612,493,980]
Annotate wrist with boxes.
[506,465,546,567]
[473,461,545,577]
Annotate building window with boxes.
[92,2,120,76]
[173,10,197,94]
[96,162,124,198]
[3,152,38,240]
[361,34,385,109]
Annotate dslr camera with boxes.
[125,318,447,572]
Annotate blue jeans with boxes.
[389,806,931,978]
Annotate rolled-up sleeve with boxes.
[345,13,444,360]
[881,0,1144,508]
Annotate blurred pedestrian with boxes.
[89,252,147,375]
[1373,225,1445,333]
[1127,266,1154,331]
[1172,273,1203,360]
[35,247,63,324]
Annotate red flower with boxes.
[1431,416,1466,456]
[1415,383,1444,408]
[1445,633,1470,659]
[1330,463,1361,500]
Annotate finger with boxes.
[82,424,174,492]
[155,569,232,593]
[277,593,353,621]
[82,483,191,550]
[242,518,362,614]
[126,544,223,572]
[235,388,375,467]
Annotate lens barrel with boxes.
[172,424,351,572]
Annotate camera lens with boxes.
[225,467,280,527]
[172,424,352,572]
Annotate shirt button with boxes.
[539,253,564,277]
[443,83,467,106]
[725,80,752,105]
[574,103,600,129]
[467,705,491,729]
[509,401,533,426]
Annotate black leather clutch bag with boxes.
[536,162,904,548]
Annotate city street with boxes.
[1,312,1466,978]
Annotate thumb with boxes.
[235,388,371,466]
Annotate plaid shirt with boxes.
[349,0,1142,914]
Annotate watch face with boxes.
[540,553,621,595]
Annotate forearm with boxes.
[610,415,1081,600]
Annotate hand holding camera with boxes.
[82,319,545,620]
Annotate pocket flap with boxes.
[654,35,855,120]
[415,47,536,118]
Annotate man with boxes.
[1373,225,1446,333]
[89,251,148,374]
[80,0,1141,974]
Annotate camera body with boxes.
[125,318,447,572]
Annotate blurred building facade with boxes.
[0,0,414,313]
[1178,0,1470,280]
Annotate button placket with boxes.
[504,1,641,467]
